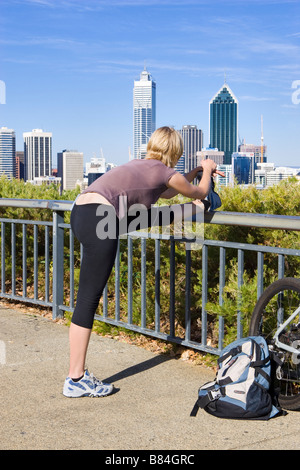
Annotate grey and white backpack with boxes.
[191,336,284,420]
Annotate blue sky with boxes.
[1,0,300,168]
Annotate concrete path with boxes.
[0,306,299,451]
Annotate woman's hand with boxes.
[213,169,225,177]
[198,159,225,178]
[200,158,217,173]
[166,159,225,200]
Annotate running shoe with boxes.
[63,369,114,398]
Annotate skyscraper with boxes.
[0,127,16,179]
[15,151,25,180]
[57,149,83,191]
[178,125,203,173]
[23,129,52,181]
[133,67,156,159]
[232,152,252,184]
[209,83,238,164]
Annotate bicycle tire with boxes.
[249,277,300,410]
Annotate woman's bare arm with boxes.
[160,160,224,200]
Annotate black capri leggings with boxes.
[70,202,175,329]
[70,203,119,329]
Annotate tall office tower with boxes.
[232,152,253,184]
[23,129,52,181]
[15,151,25,180]
[179,125,203,173]
[175,154,185,175]
[133,67,156,159]
[0,127,16,179]
[57,149,84,191]
[209,83,238,164]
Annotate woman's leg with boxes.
[68,204,118,379]
[68,323,91,379]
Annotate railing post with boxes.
[237,249,244,339]
[52,210,64,320]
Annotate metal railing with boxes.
[0,197,300,355]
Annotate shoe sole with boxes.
[63,387,114,398]
[63,393,113,398]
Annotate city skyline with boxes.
[1,0,300,168]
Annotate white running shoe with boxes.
[63,369,114,398]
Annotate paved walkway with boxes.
[1,306,300,451]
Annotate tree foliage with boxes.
[0,175,299,347]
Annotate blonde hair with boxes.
[146,126,183,168]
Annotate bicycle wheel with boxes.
[249,277,300,411]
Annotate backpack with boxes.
[190,336,284,420]
[206,177,222,212]
[197,172,222,212]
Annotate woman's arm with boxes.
[166,169,212,200]
[160,167,202,199]
[184,166,203,183]
[162,159,219,200]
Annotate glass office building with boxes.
[133,67,156,159]
[232,153,252,184]
[175,154,185,175]
[23,129,52,181]
[209,84,238,164]
[0,127,16,179]
[179,125,203,173]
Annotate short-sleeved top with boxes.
[82,159,177,218]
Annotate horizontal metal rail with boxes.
[1,198,300,231]
[0,197,300,355]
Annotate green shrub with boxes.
[0,175,300,346]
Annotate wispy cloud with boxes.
[11,0,55,6]
[7,0,214,8]
[281,103,298,108]
[0,37,85,48]
[244,38,300,57]
[239,96,275,102]
[8,0,300,6]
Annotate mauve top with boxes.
[82,159,177,218]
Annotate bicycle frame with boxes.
[273,305,300,355]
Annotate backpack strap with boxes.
[269,349,283,367]
[250,356,269,368]
[217,346,242,366]
[254,366,272,385]
[190,401,200,417]
[249,341,273,384]
[190,388,224,417]
[198,388,223,407]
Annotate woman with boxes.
[63,126,222,398]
